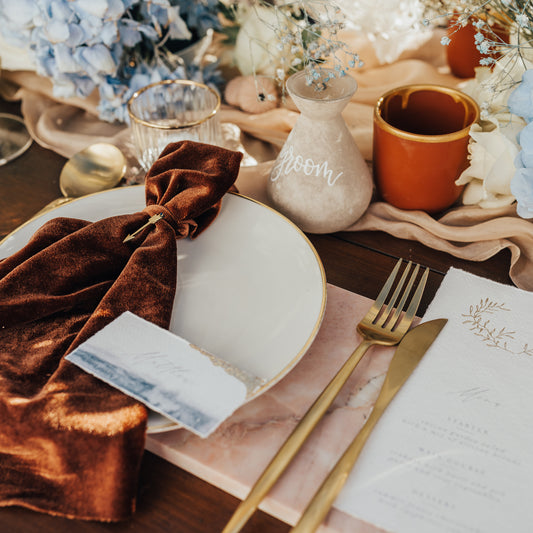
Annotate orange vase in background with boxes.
[446,15,509,78]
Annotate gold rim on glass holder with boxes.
[126,78,221,130]
[374,84,480,144]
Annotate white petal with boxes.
[478,194,516,208]
[461,180,486,205]
[484,148,518,195]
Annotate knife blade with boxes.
[290,318,448,533]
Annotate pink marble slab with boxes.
[146,284,393,532]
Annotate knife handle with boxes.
[290,401,384,532]
[222,339,374,533]
[291,318,448,532]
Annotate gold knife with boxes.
[291,318,448,532]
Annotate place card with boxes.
[334,268,533,533]
[66,312,260,438]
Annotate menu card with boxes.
[66,312,261,438]
[334,268,533,533]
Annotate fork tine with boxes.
[395,266,429,334]
[404,266,429,321]
[387,263,420,326]
[374,261,412,327]
[366,258,402,322]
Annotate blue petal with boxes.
[2,0,37,25]
[508,69,533,122]
[77,43,117,75]
[118,20,143,47]
[101,21,119,46]
[518,122,533,167]
[73,0,110,19]
[44,19,70,43]
[65,23,86,47]
[511,167,533,218]
[78,16,105,43]
[53,43,80,73]
[167,10,192,40]
[106,0,126,18]
[519,122,533,150]
[50,0,74,21]
[122,0,139,9]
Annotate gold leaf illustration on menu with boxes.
[462,298,533,356]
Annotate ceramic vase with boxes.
[267,70,373,234]
[446,15,509,79]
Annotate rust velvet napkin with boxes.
[0,141,242,521]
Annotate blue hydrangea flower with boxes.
[511,108,533,218]
[511,167,533,218]
[0,0,223,123]
[516,121,533,167]
[508,69,533,124]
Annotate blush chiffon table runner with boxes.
[9,80,530,290]
[146,283,390,533]
[3,28,533,291]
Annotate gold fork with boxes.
[223,259,429,533]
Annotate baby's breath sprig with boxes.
[423,0,508,59]
[423,0,533,71]
[421,0,533,102]
[240,0,363,93]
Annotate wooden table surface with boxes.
[0,98,512,532]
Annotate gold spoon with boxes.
[36,143,127,215]
[59,142,126,197]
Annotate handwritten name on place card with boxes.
[334,269,533,533]
[66,312,253,438]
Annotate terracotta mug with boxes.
[373,84,479,213]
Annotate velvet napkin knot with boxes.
[0,140,242,521]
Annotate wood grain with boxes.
[0,101,66,239]
[0,98,512,532]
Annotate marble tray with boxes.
[146,284,394,532]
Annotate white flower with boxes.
[336,0,431,64]
[461,52,533,117]
[234,5,288,77]
[456,51,533,209]
[0,32,35,71]
[516,13,529,28]
[456,115,524,208]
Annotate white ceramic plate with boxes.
[0,188,326,433]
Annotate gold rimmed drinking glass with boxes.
[0,58,32,166]
[127,79,221,171]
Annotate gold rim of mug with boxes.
[127,79,221,130]
[374,84,480,143]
